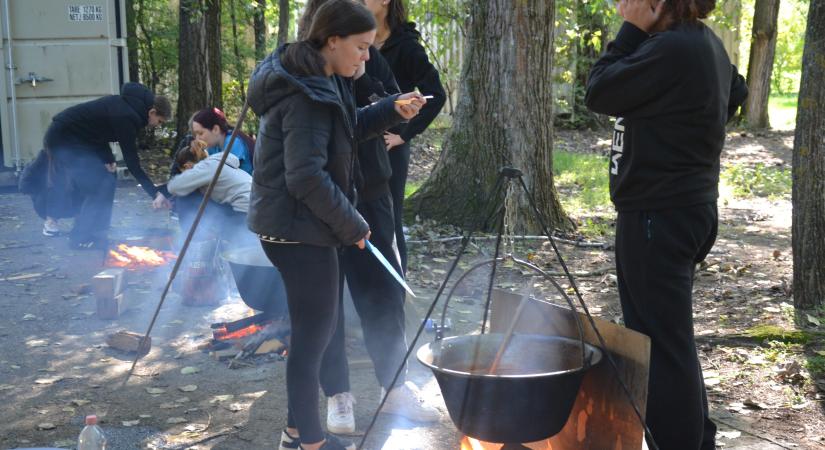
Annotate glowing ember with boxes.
[213,324,264,341]
[108,244,176,269]
[458,437,552,450]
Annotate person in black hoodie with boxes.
[364,0,446,272]
[585,0,747,449]
[246,1,426,449]
[43,82,172,248]
[297,1,440,435]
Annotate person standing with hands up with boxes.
[246,1,425,449]
[585,0,748,449]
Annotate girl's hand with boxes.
[618,0,665,33]
[384,133,405,151]
[356,230,372,250]
[105,162,117,173]
[394,92,426,120]
[152,192,172,210]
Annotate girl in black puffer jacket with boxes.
[246,1,426,449]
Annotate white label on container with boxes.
[68,5,104,21]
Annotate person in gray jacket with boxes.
[246,1,425,449]
[168,140,252,241]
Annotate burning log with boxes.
[206,317,290,364]
[106,330,151,356]
[107,244,176,270]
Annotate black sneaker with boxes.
[279,429,300,450]
[301,433,355,450]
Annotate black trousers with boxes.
[261,241,340,444]
[49,147,116,244]
[320,195,407,395]
[615,203,718,450]
[388,143,411,273]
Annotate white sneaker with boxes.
[381,381,441,422]
[43,218,60,237]
[326,392,356,434]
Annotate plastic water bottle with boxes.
[77,415,107,450]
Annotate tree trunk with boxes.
[253,0,267,61]
[177,0,215,138]
[125,0,139,83]
[742,0,780,129]
[229,0,247,103]
[792,0,825,310]
[205,0,222,109]
[409,0,569,233]
[573,2,609,130]
[277,0,290,46]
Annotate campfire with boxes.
[205,317,290,366]
[107,244,176,269]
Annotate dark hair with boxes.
[666,0,716,23]
[153,95,172,118]
[385,0,408,32]
[297,0,327,41]
[282,0,376,77]
[191,107,256,157]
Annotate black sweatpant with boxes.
[320,195,407,395]
[49,147,116,244]
[615,203,718,450]
[387,142,411,273]
[261,241,340,444]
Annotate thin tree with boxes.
[253,0,267,61]
[792,0,825,309]
[229,0,247,102]
[126,0,140,83]
[205,0,222,109]
[177,0,215,138]
[742,0,781,128]
[277,0,290,46]
[409,0,569,233]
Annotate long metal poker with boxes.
[122,101,251,386]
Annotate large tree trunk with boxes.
[742,0,780,129]
[277,0,290,46]
[409,0,569,233]
[253,0,267,61]
[792,0,825,310]
[177,0,216,138]
[125,0,139,83]
[205,0,222,109]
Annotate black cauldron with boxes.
[222,246,288,318]
[417,333,602,443]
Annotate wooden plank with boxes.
[96,292,124,319]
[92,268,125,299]
[490,289,651,450]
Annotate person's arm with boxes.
[117,127,159,198]
[354,95,406,143]
[727,65,748,122]
[395,42,446,143]
[585,22,682,117]
[282,99,369,245]
[167,161,215,197]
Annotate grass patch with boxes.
[768,92,798,130]
[746,324,811,345]
[720,163,791,200]
[553,150,611,212]
[405,180,422,199]
[807,355,825,378]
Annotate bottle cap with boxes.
[85,415,97,425]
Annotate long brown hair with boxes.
[282,0,376,77]
[385,0,408,32]
[665,0,716,24]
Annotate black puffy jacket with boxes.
[246,45,403,247]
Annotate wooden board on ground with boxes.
[490,289,651,450]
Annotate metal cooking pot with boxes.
[221,246,288,318]
[416,256,603,443]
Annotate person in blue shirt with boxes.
[191,107,255,174]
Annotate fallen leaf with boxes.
[62,407,75,413]
[139,414,152,419]
[71,399,91,406]
[179,384,198,392]
[22,314,38,321]
[10,365,20,369]
[159,402,178,409]
[180,366,200,375]
[175,397,190,403]
[34,376,63,385]
[53,440,75,447]
[0,384,13,391]
[718,430,741,439]
[122,420,140,427]
[166,417,187,424]
[816,350,825,357]
[226,403,245,412]
[4,272,44,281]
[146,387,166,395]
[806,314,821,327]
[37,422,56,430]
[210,394,234,404]
[184,423,208,432]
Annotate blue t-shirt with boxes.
[207,133,253,174]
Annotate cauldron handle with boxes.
[436,256,591,371]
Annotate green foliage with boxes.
[772,0,808,95]
[552,150,611,211]
[721,163,792,199]
[133,0,179,95]
[768,92,799,129]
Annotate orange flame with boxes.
[459,437,552,450]
[214,324,264,341]
[460,437,489,450]
[108,244,176,269]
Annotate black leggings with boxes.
[387,142,410,273]
[616,203,718,450]
[261,241,340,444]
